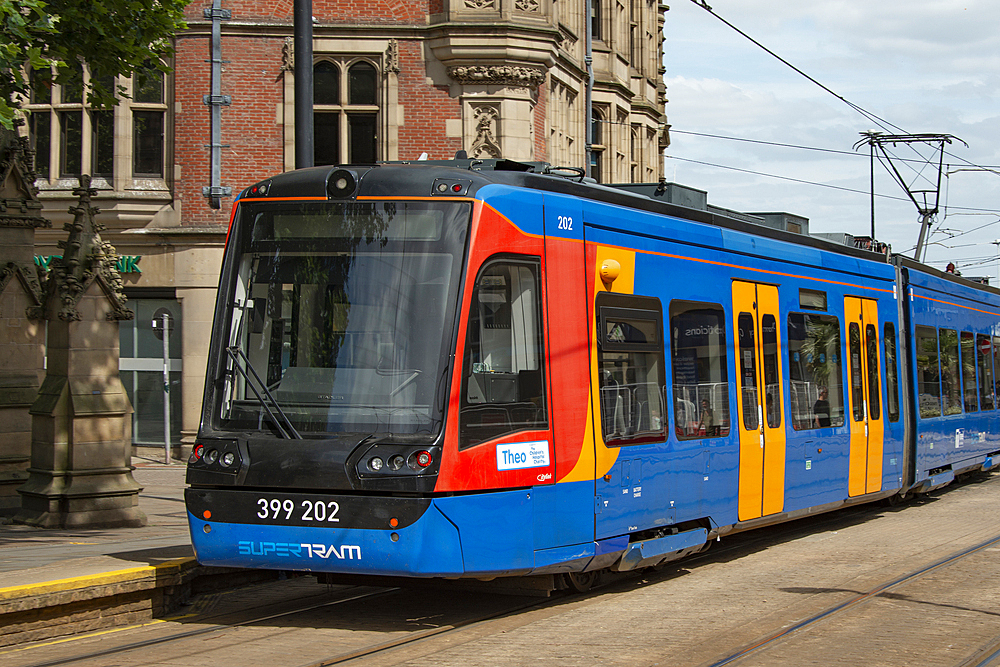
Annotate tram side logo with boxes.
[238,541,362,560]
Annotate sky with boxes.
[662,0,1000,279]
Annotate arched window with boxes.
[312,58,380,166]
[314,61,339,105]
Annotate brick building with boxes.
[22,0,669,456]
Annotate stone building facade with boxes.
[21,0,669,458]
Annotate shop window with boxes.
[119,297,183,447]
[597,293,665,447]
[459,259,547,449]
[787,312,844,430]
[670,301,729,439]
[313,58,380,166]
[915,325,940,418]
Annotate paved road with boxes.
[0,460,191,577]
[4,472,999,666]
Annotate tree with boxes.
[0,0,188,129]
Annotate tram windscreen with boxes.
[216,200,470,438]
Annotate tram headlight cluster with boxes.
[188,441,241,471]
[361,446,437,476]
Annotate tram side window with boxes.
[994,336,1000,408]
[459,259,547,449]
[597,294,666,447]
[940,329,961,415]
[979,334,995,411]
[670,301,730,440]
[915,326,941,418]
[787,313,844,430]
[961,331,978,413]
[885,323,900,422]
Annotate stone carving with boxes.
[464,0,496,8]
[386,39,400,74]
[515,0,540,11]
[447,65,545,88]
[470,105,502,159]
[44,175,133,322]
[281,37,294,72]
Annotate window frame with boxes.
[596,292,666,448]
[458,256,548,450]
[23,62,169,187]
[669,300,730,440]
[312,56,381,166]
[786,311,845,431]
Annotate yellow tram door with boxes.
[732,281,786,521]
[845,297,884,496]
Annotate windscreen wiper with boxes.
[226,346,303,439]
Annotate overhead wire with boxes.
[685,1,1000,180]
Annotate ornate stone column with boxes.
[427,0,559,161]
[15,176,146,529]
[0,124,49,517]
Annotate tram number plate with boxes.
[256,497,341,523]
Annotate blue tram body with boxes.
[185,161,1000,582]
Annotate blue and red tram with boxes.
[184,160,1000,584]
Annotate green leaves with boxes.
[1,0,188,128]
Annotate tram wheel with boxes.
[565,571,599,593]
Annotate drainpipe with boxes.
[202,0,231,209]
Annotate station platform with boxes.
[0,458,269,647]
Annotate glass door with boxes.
[845,296,883,496]
[119,298,183,448]
[732,281,786,520]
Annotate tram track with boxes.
[704,530,1000,667]
[10,586,398,667]
[7,476,999,667]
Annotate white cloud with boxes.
[663,0,1000,272]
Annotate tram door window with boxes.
[669,301,730,440]
[787,312,844,430]
[961,332,978,412]
[916,326,941,418]
[844,297,883,497]
[884,323,900,422]
[732,281,786,521]
[978,334,995,411]
[595,293,666,447]
[459,259,547,449]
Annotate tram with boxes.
[185,159,1000,587]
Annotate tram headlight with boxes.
[388,455,406,471]
[221,451,236,468]
[327,169,358,198]
[205,449,219,465]
[408,450,433,469]
[368,457,384,472]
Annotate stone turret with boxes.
[16,175,145,529]
[0,123,49,516]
